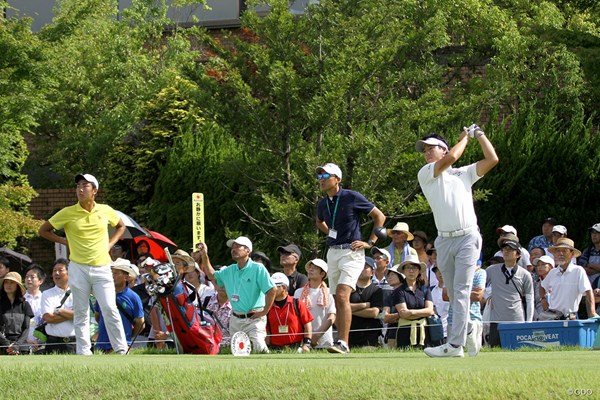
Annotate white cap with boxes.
[141,257,158,269]
[415,137,448,153]
[305,258,328,274]
[75,173,99,189]
[371,247,391,261]
[316,163,342,180]
[589,223,600,233]
[552,225,567,235]
[226,236,253,252]
[534,255,555,268]
[496,225,517,236]
[271,272,289,287]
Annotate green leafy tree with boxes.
[104,75,206,222]
[0,7,46,247]
[31,0,199,186]
[17,0,600,262]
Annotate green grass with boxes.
[1,348,599,399]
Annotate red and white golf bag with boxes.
[145,261,222,354]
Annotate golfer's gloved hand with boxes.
[465,124,480,138]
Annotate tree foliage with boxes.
[0,8,46,248]
[8,0,600,261]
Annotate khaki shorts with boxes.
[326,248,365,294]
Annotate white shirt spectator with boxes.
[541,263,591,317]
[41,286,75,338]
[294,287,336,348]
[24,291,43,341]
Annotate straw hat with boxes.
[548,238,581,258]
[110,258,139,279]
[0,271,26,297]
[172,250,195,273]
[386,222,414,241]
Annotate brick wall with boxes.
[24,189,105,268]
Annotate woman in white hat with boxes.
[390,255,434,349]
[0,272,34,355]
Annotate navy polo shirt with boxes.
[391,284,432,310]
[317,188,375,246]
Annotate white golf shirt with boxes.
[417,162,482,232]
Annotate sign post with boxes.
[192,193,205,246]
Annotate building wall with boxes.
[6,0,243,32]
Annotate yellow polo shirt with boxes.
[48,202,120,266]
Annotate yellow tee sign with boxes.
[192,193,205,246]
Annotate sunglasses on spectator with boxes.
[317,173,331,180]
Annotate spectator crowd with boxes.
[1,217,598,355]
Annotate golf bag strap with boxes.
[58,289,71,308]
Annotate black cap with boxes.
[500,240,521,253]
[277,244,302,258]
[542,217,558,225]
[250,251,271,270]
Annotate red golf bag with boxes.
[146,261,222,354]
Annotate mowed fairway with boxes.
[1,349,598,399]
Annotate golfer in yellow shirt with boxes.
[39,174,129,355]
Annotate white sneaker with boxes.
[424,343,464,358]
[466,321,482,357]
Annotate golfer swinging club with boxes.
[416,125,498,357]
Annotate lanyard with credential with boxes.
[325,194,341,230]
[275,303,291,328]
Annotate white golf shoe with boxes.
[466,321,482,357]
[424,343,464,358]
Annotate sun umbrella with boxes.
[132,230,178,262]
[110,210,147,239]
[0,247,33,273]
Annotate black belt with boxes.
[233,312,255,319]
[47,335,76,343]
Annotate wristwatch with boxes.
[303,338,312,346]
[367,239,376,246]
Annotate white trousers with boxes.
[69,262,128,355]
[434,231,481,347]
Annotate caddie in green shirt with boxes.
[197,236,275,353]
[38,173,129,355]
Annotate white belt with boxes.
[438,226,478,238]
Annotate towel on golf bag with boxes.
[158,280,222,355]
